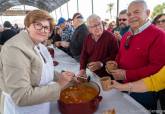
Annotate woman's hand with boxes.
[58,71,74,88]
[111,80,127,91]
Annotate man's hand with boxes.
[111,69,126,80]
[105,60,118,74]
[87,61,103,72]
[114,31,122,41]
[60,41,70,48]
[77,69,87,77]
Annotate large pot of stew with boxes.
[58,81,102,114]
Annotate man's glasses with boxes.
[89,23,102,29]
[156,19,165,24]
[119,18,127,22]
[124,35,134,49]
[33,22,51,33]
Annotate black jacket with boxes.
[70,23,89,61]
[0,29,17,45]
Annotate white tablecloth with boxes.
[52,47,150,114]
[53,47,79,74]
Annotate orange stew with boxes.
[60,84,98,104]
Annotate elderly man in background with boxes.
[79,14,118,77]
[69,13,89,61]
[107,0,165,111]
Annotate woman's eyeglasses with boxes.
[124,35,134,49]
[156,19,165,24]
[33,22,51,33]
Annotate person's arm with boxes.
[143,66,165,92]
[77,69,87,77]
[112,66,165,92]
[112,80,147,93]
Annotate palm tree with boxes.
[107,3,114,18]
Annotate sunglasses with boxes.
[124,35,134,49]
[156,19,165,24]
[119,18,127,22]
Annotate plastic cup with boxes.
[100,76,111,91]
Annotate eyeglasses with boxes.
[156,19,165,24]
[119,18,127,22]
[88,23,102,29]
[33,22,51,33]
[124,35,134,49]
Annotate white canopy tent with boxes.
[0,0,69,15]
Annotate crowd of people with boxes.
[0,0,165,114]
